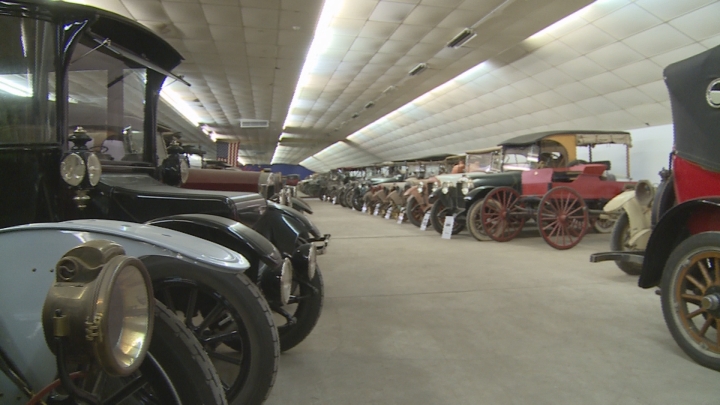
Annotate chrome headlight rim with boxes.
[441,181,451,194]
[60,153,86,187]
[280,258,294,306]
[417,183,424,193]
[86,152,102,186]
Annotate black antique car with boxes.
[592,44,720,371]
[428,130,632,238]
[0,1,323,404]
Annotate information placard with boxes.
[441,215,455,239]
[419,212,431,231]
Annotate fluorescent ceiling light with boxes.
[0,77,32,97]
[160,86,201,127]
[447,28,477,48]
[408,63,428,76]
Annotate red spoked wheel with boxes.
[537,186,588,250]
[480,187,526,242]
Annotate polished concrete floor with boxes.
[266,199,719,405]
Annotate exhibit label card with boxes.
[420,212,431,231]
[441,215,455,239]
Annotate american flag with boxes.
[216,141,240,166]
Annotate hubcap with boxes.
[702,294,720,311]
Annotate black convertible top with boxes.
[499,130,631,147]
[665,44,720,172]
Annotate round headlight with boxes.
[180,159,189,184]
[42,240,154,377]
[417,184,424,193]
[461,185,469,194]
[60,153,86,186]
[280,258,294,306]
[307,245,317,280]
[441,182,451,194]
[86,153,102,186]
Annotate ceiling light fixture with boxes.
[364,101,375,109]
[408,63,428,76]
[447,28,477,48]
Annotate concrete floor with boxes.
[266,199,719,405]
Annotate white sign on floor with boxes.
[384,206,393,219]
[397,212,404,224]
[362,203,367,213]
[419,212,431,231]
[441,215,455,239]
[373,204,380,216]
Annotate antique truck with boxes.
[0,2,324,404]
[429,130,632,241]
[591,44,720,371]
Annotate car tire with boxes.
[609,212,642,275]
[352,192,364,211]
[661,232,720,371]
[278,266,324,351]
[147,259,279,405]
[406,196,425,227]
[466,198,492,241]
[430,200,464,235]
[148,301,227,405]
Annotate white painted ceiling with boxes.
[68,0,720,170]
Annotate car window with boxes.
[0,16,56,145]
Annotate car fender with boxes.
[603,189,636,212]
[0,220,249,395]
[146,214,283,283]
[254,202,324,254]
[290,196,313,214]
[639,198,720,288]
[463,185,496,205]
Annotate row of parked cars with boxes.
[0,2,327,404]
[308,43,720,375]
[313,129,634,250]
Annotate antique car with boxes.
[405,149,501,227]
[429,130,632,240]
[591,44,720,371]
[0,2,287,404]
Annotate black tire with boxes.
[466,198,492,241]
[352,192,364,211]
[661,232,720,371]
[344,188,354,208]
[278,266,324,351]
[430,200,464,235]
[609,212,642,275]
[148,301,227,405]
[338,189,348,207]
[406,196,424,227]
[147,259,279,405]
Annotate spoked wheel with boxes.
[661,232,720,371]
[429,199,464,235]
[592,216,616,233]
[351,193,364,211]
[406,196,425,227]
[610,212,642,275]
[276,266,324,352]
[537,186,588,250]
[466,198,491,241]
[480,187,526,242]
[148,260,279,405]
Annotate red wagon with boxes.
[480,161,634,250]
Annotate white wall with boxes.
[576,124,674,184]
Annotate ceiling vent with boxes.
[408,63,428,76]
[447,28,477,48]
[240,119,269,128]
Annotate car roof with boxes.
[499,130,631,147]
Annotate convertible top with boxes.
[499,130,631,147]
[665,44,720,172]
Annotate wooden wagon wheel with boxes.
[480,187,526,242]
[537,186,588,250]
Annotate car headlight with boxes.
[441,181,452,194]
[417,183,424,193]
[42,240,154,376]
[280,258,294,306]
[86,153,102,186]
[60,153,86,186]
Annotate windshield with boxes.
[0,16,56,145]
[502,146,537,171]
[67,39,148,163]
[467,151,502,173]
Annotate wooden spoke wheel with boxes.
[406,196,425,227]
[661,233,720,371]
[480,187,525,242]
[537,186,588,250]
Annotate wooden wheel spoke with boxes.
[687,307,705,319]
[207,350,242,366]
[160,289,177,314]
[681,293,703,303]
[184,287,198,328]
[686,274,707,292]
[566,205,585,217]
[698,260,713,286]
[195,302,226,333]
[201,330,239,345]
[699,316,714,337]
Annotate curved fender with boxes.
[290,196,313,214]
[254,202,321,254]
[603,189,636,212]
[463,185,496,206]
[0,220,250,395]
[146,214,283,283]
[639,199,720,288]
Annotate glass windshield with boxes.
[67,40,147,163]
[467,151,502,173]
[0,16,56,145]
[502,146,536,171]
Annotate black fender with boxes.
[463,185,496,208]
[146,213,282,284]
[254,202,322,254]
[432,189,456,211]
[639,198,720,288]
[291,196,313,214]
[651,174,675,227]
